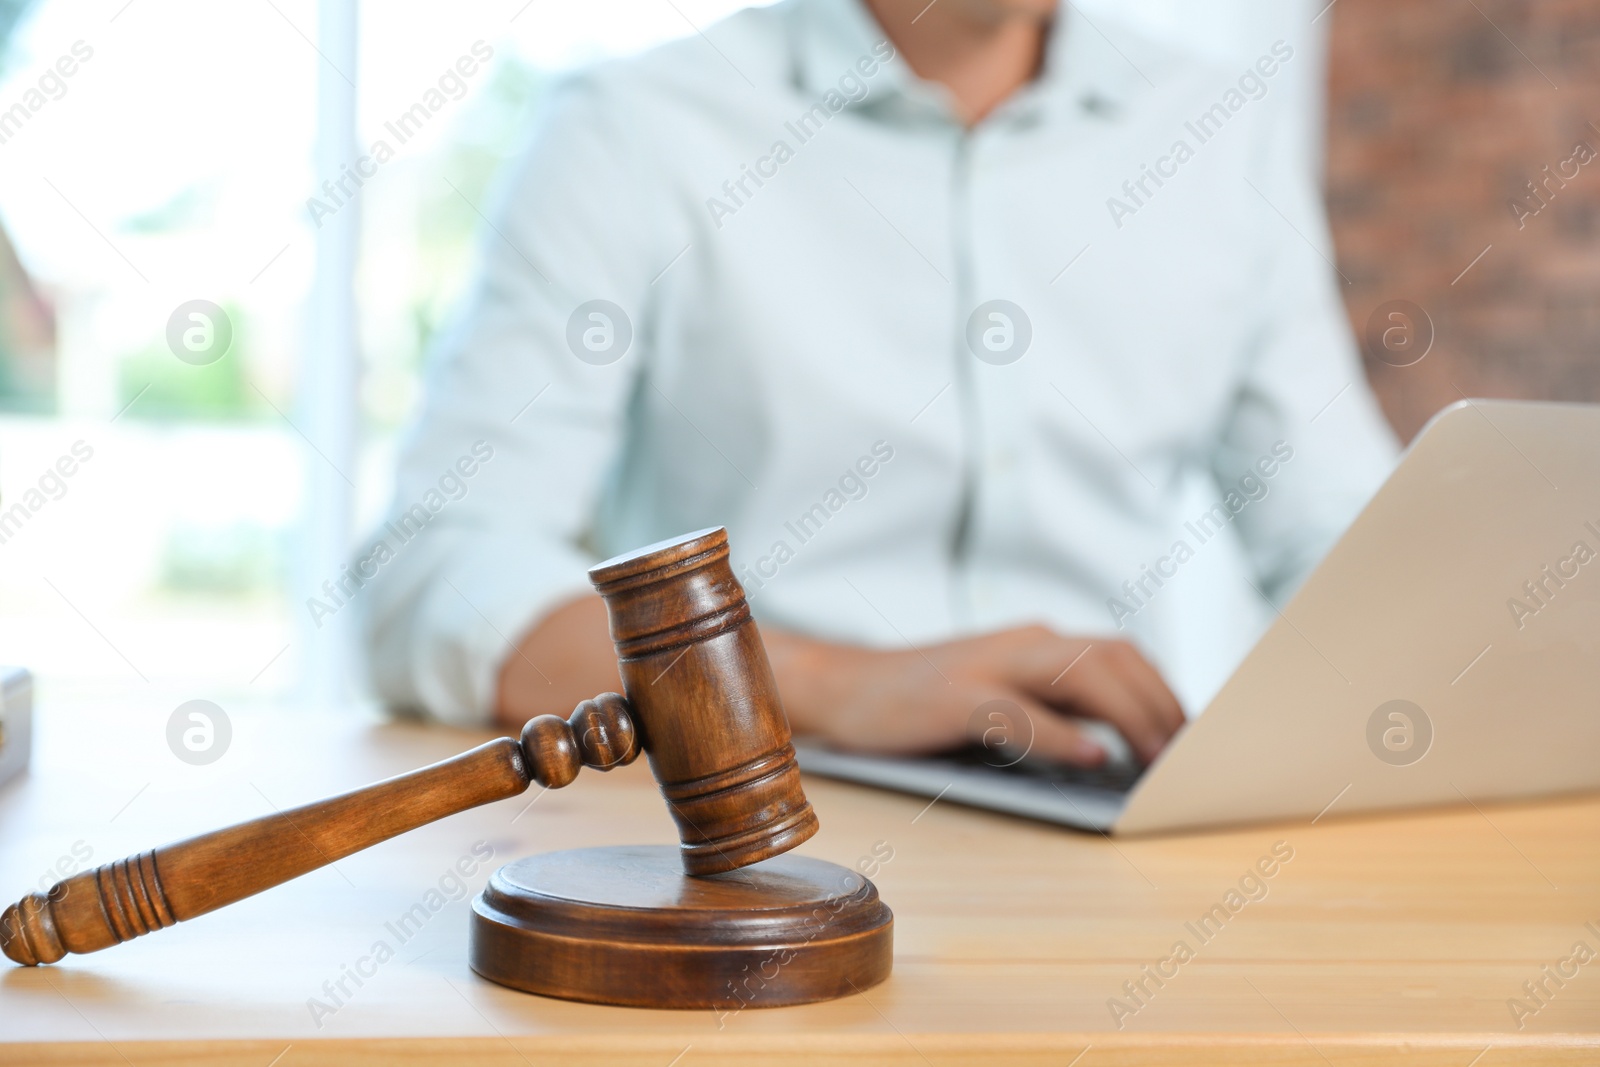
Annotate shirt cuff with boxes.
[405,537,598,728]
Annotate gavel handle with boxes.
[1,695,640,966]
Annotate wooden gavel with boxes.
[1,527,821,967]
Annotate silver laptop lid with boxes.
[1117,400,1600,833]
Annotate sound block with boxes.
[470,845,892,1010]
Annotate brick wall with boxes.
[1325,0,1600,440]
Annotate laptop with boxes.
[794,399,1600,834]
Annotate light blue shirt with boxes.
[360,0,1397,725]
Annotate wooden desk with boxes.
[2,697,1597,1065]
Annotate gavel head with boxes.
[587,527,819,877]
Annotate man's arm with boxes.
[501,595,1185,766]
[360,74,668,725]
[1214,103,1399,602]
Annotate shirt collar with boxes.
[787,0,1147,127]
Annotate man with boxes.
[360,0,1396,768]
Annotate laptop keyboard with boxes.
[793,740,1141,830]
[943,746,1145,794]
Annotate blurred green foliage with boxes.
[157,521,285,597]
[115,301,265,421]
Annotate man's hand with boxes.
[766,625,1185,767]
[496,594,622,730]
[498,598,1185,768]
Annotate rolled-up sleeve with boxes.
[359,73,664,725]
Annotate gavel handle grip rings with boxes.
[0,694,641,966]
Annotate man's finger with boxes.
[1038,652,1169,763]
[987,695,1107,768]
[1104,641,1186,736]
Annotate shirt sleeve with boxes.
[1210,97,1401,605]
[357,72,665,726]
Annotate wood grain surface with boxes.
[1,694,1596,1065]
